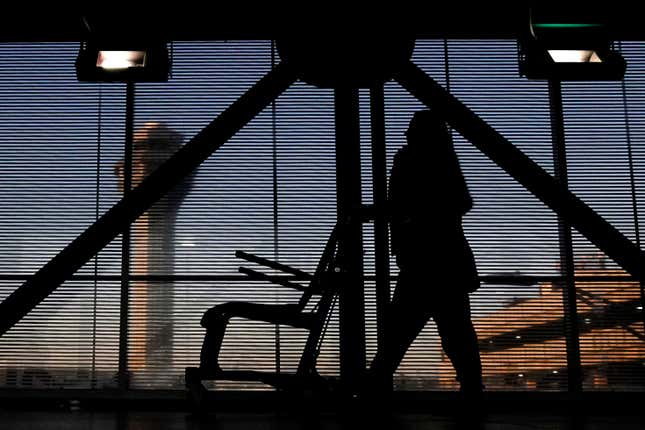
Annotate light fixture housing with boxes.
[519,39,626,81]
[518,16,626,81]
[76,41,170,82]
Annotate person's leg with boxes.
[369,270,432,387]
[433,293,483,394]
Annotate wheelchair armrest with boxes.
[238,267,307,292]
[235,251,312,280]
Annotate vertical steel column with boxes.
[334,87,366,393]
[118,82,135,390]
[270,41,281,376]
[549,79,582,392]
[620,67,645,343]
[369,84,391,390]
[91,86,102,390]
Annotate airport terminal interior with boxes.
[1,7,645,428]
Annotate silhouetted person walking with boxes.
[370,109,483,396]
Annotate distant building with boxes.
[439,255,645,390]
[115,122,190,384]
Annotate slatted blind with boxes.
[0,43,123,388]
[0,39,643,392]
[130,41,341,389]
[562,41,645,391]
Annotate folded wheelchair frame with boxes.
[185,225,343,410]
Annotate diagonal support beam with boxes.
[395,61,645,282]
[0,62,298,337]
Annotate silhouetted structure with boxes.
[370,110,483,394]
[186,224,343,407]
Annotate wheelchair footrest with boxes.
[185,366,338,393]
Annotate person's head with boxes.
[405,109,451,149]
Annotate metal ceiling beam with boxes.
[3,8,645,42]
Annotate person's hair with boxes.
[405,109,450,144]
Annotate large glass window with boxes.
[0,39,643,392]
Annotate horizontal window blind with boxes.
[131,42,342,389]
[273,81,340,382]
[131,41,278,389]
[561,41,645,391]
[0,43,123,389]
[0,39,643,393]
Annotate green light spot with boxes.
[533,23,604,29]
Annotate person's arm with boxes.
[459,174,473,215]
[449,149,472,215]
[388,149,410,257]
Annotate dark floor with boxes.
[1,391,644,429]
[0,410,643,430]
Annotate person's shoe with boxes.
[358,370,393,408]
[456,388,487,428]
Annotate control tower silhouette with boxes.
[115,122,190,382]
